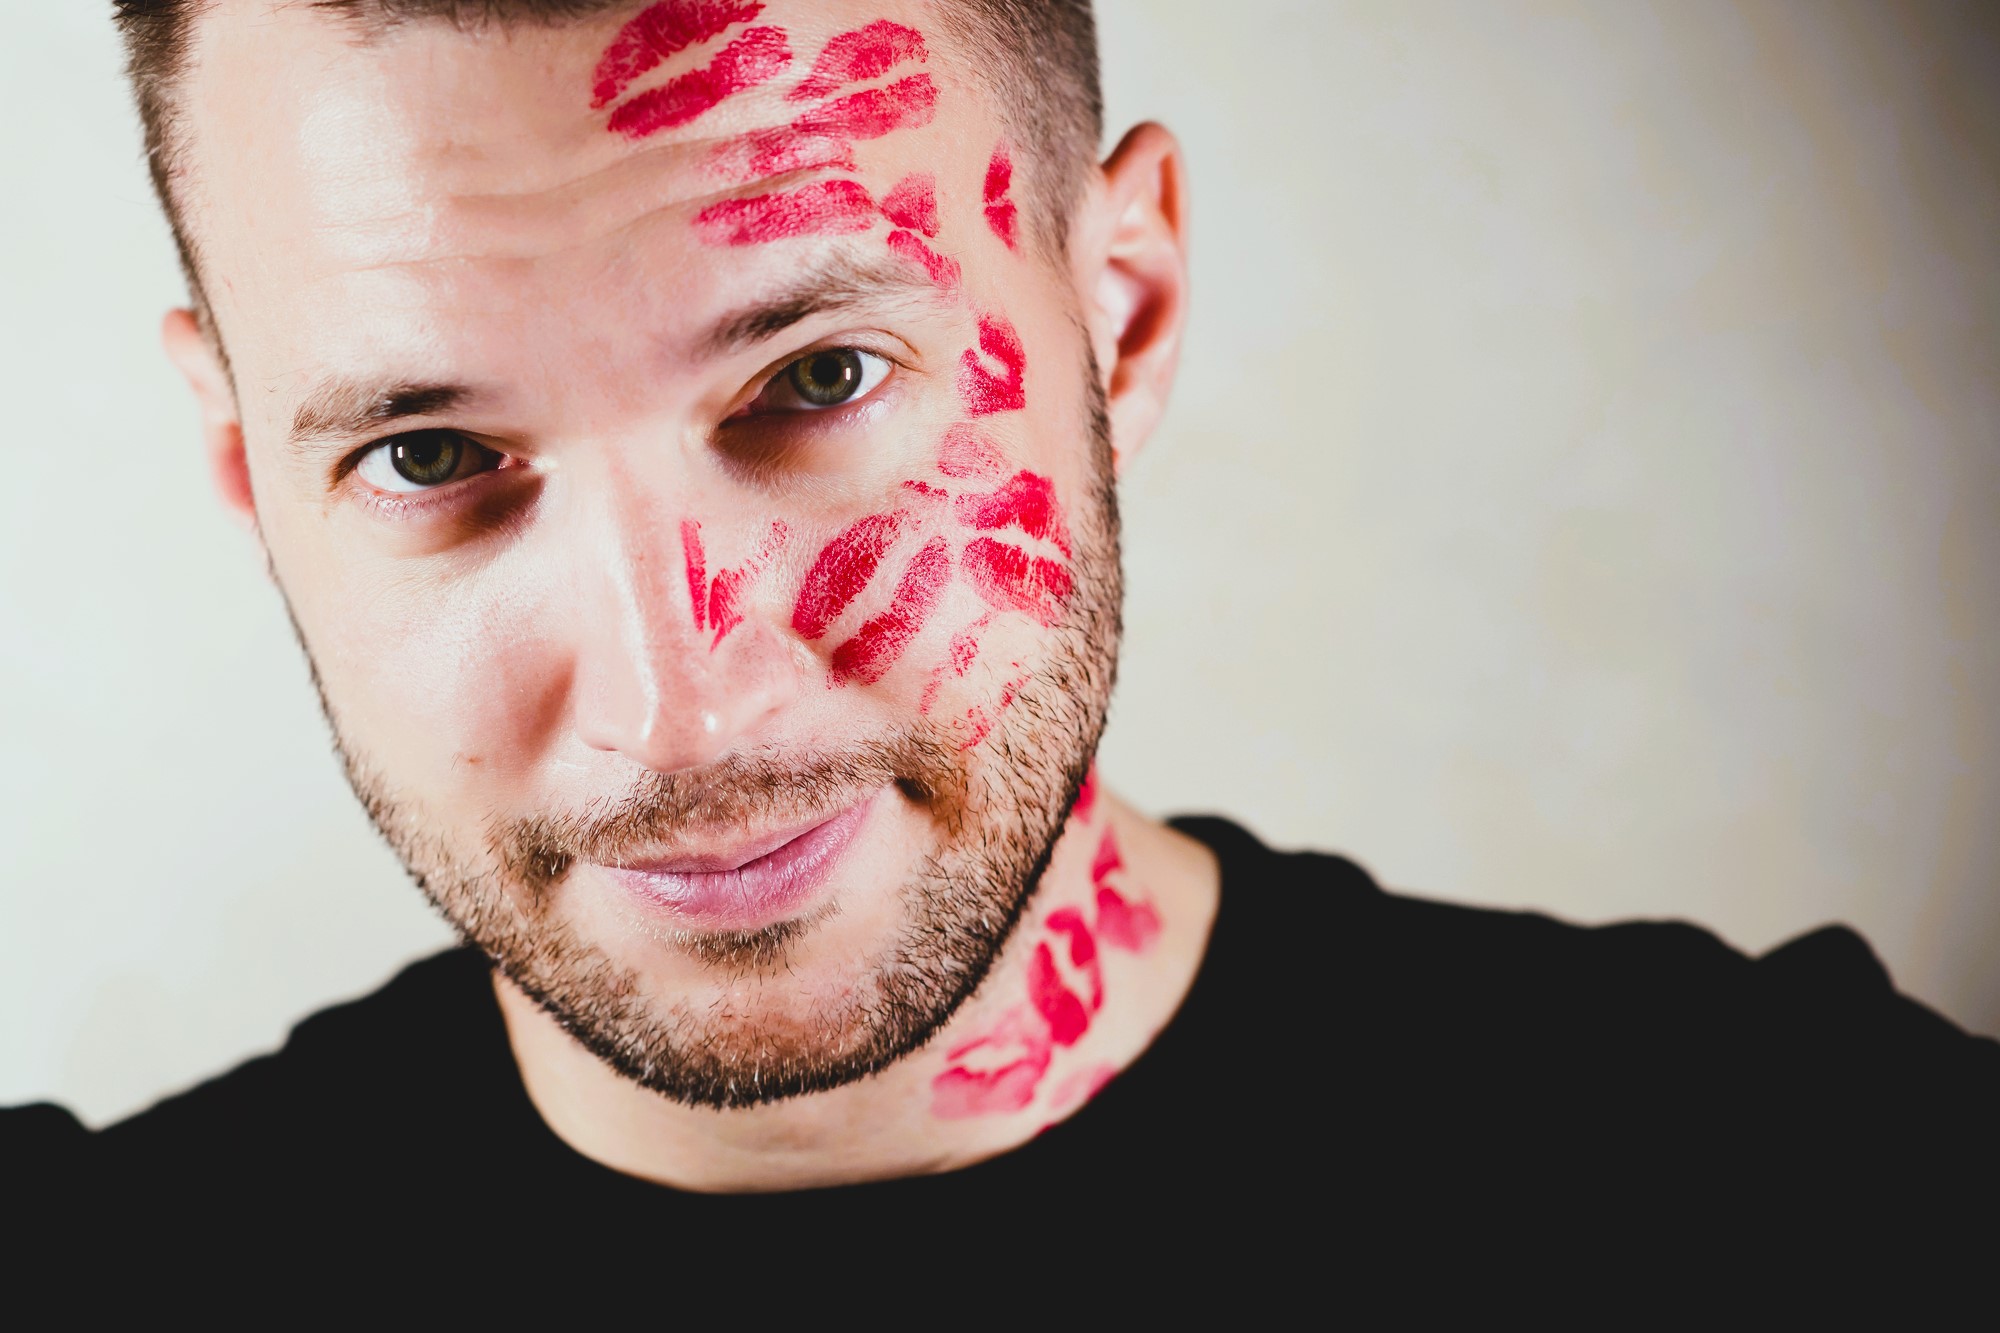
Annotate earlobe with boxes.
[1080,122,1189,476]
[161,308,258,534]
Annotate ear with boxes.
[1075,122,1189,475]
[161,307,258,534]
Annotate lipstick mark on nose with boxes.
[606,26,791,138]
[958,314,1027,416]
[591,0,765,109]
[788,19,928,102]
[983,141,1018,249]
[830,536,951,685]
[682,519,789,648]
[694,178,879,245]
[791,510,908,640]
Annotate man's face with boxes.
[177,0,1119,1106]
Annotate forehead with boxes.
[177,0,987,379]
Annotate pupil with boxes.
[390,432,462,486]
[791,349,863,406]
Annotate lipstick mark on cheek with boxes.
[606,25,791,139]
[791,510,906,640]
[952,469,1072,556]
[681,520,709,632]
[705,520,789,647]
[829,536,951,685]
[590,0,765,108]
[789,19,928,102]
[983,141,1018,249]
[694,178,879,245]
[958,314,1027,415]
[937,423,1008,480]
[961,537,1072,625]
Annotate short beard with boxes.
[292,361,1121,1110]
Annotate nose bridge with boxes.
[572,464,796,773]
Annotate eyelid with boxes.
[736,341,903,419]
[343,429,510,498]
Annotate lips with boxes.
[603,790,879,932]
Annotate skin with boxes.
[162,0,1211,1191]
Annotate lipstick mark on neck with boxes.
[788,19,928,102]
[591,0,764,109]
[983,141,1018,249]
[958,314,1027,415]
[606,26,791,139]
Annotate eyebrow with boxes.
[290,380,474,449]
[694,249,940,361]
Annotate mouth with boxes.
[599,788,884,933]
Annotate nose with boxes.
[571,483,799,774]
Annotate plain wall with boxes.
[3,0,1996,1126]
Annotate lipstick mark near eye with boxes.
[953,469,1072,557]
[886,230,961,290]
[791,510,907,640]
[683,519,789,647]
[879,174,938,236]
[788,19,928,102]
[961,537,1071,625]
[606,26,791,139]
[936,423,1007,480]
[591,0,764,108]
[983,141,1018,249]
[830,536,950,685]
[694,178,879,246]
[958,314,1027,415]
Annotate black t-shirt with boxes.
[10,817,1999,1243]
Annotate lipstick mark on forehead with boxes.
[693,178,879,246]
[958,314,1027,416]
[591,0,764,108]
[886,230,960,290]
[879,174,939,237]
[789,19,928,102]
[790,74,938,141]
[606,26,791,139]
[983,141,1018,249]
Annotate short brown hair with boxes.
[111,0,1101,328]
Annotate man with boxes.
[9,0,1996,1235]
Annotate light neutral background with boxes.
[4,1,1996,1126]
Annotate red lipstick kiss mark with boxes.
[918,614,989,715]
[680,520,709,632]
[791,510,906,640]
[706,129,857,183]
[879,173,938,236]
[953,470,1072,557]
[1095,884,1163,954]
[830,536,950,685]
[958,314,1027,415]
[606,26,791,139]
[961,537,1071,625]
[931,1005,1052,1119]
[1089,823,1124,885]
[1073,764,1099,822]
[790,73,938,141]
[1028,940,1091,1047]
[591,0,763,108]
[694,178,878,246]
[703,520,789,647]
[1047,1062,1118,1118]
[936,423,1007,479]
[887,230,960,290]
[983,141,1018,249]
[788,19,928,102]
[1045,906,1104,1013]
[956,706,994,750]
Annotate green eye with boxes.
[356,429,489,493]
[788,349,868,406]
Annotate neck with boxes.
[493,780,1220,1192]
